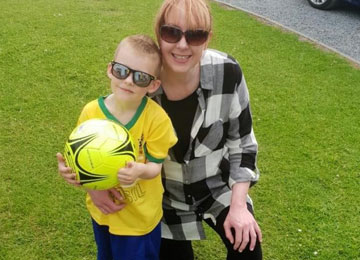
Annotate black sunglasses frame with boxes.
[160,25,209,46]
[111,61,156,88]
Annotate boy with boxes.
[57,34,177,260]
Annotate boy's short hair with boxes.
[154,0,212,44]
[115,35,162,77]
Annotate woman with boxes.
[58,0,263,259]
[153,1,262,259]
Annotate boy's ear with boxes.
[146,79,161,94]
[107,63,113,79]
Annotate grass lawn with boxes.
[1,0,359,259]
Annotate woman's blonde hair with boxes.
[154,0,212,43]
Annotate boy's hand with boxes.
[87,189,126,215]
[56,153,80,186]
[117,162,143,186]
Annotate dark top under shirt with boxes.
[161,89,198,163]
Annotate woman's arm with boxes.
[224,62,262,251]
[227,71,260,187]
[56,152,125,215]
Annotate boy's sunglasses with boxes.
[111,62,156,88]
[160,25,209,46]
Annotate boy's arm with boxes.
[117,161,162,186]
[56,105,91,186]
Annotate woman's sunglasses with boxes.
[111,62,156,88]
[160,25,209,46]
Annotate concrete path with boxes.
[215,0,360,65]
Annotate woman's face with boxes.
[159,3,209,75]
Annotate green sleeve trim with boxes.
[144,145,165,163]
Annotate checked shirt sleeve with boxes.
[226,66,260,188]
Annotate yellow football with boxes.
[64,119,136,190]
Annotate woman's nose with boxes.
[176,34,189,49]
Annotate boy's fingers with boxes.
[57,152,80,185]
[68,174,80,184]
[62,172,75,179]
[56,152,64,162]
[60,167,72,175]
[57,153,71,173]
[126,161,134,168]
[62,173,80,186]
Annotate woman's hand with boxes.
[57,153,125,214]
[56,152,80,186]
[87,189,126,215]
[224,204,262,253]
[223,182,262,253]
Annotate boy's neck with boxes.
[104,94,143,125]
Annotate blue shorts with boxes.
[91,219,161,260]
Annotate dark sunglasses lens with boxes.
[112,64,129,79]
[160,26,182,43]
[133,72,151,87]
[185,30,209,46]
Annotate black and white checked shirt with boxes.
[153,49,260,240]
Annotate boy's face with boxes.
[107,42,160,104]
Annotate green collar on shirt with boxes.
[98,95,147,130]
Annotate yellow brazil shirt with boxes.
[77,96,177,236]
